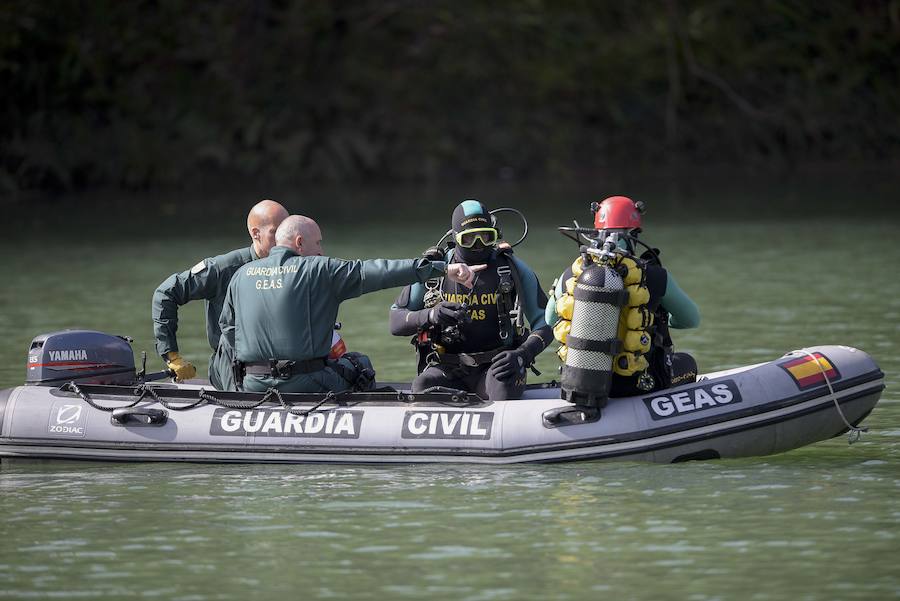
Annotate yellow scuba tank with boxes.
[618,256,643,285]
[556,293,575,321]
[609,253,655,388]
[622,306,653,330]
[553,318,571,344]
[551,256,581,358]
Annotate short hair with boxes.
[275,215,316,246]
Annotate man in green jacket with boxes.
[152,199,289,388]
[218,215,483,392]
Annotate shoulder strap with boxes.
[495,250,527,343]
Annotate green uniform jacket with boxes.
[152,246,257,357]
[219,246,446,365]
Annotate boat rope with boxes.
[63,382,143,412]
[63,382,474,412]
[197,388,273,410]
[134,384,205,411]
[787,349,867,444]
[270,388,339,416]
[195,387,340,415]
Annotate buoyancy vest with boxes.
[553,249,667,392]
[420,248,527,358]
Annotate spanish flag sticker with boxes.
[779,353,841,390]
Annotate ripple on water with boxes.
[653,558,695,567]
[84,571,131,580]
[451,512,502,519]
[234,524,290,533]
[292,530,349,539]
[720,540,751,548]
[354,545,399,553]
[641,543,705,553]
[0,591,102,598]
[409,546,511,560]
[738,484,792,491]
[325,501,433,510]
[19,539,88,553]
[16,565,51,573]
[762,540,816,548]
[72,551,117,559]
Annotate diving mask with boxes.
[454,227,499,248]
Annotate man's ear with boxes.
[250,226,260,241]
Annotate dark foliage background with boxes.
[2,0,898,195]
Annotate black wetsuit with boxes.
[390,249,553,400]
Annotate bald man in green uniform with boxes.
[152,199,289,389]
[219,215,483,392]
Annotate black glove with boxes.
[489,348,531,381]
[428,301,465,326]
[422,246,446,262]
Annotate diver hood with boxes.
[451,199,496,264]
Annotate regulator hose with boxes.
[433,207,529,250]
[558,223,662,266]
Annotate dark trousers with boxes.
[209,344,235,391]
[412,363,526,400]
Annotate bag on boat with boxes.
[328,352,377,392]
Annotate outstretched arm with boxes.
[329,258,483,302]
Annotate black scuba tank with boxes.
[561,258,627,408]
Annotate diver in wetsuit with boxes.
[390,200,553,400]
[547,196,700,397]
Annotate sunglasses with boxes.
[455,227,499,248]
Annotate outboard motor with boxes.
[26,330,136,386]
[561,253,628,408]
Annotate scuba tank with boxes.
[560,239,629,408]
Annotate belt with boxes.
[434,348,504,368]
[243,358,327,379]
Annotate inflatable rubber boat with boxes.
[0,331,884,464]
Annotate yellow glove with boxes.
[165,352,196,382]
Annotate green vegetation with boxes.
[1,1,898,194]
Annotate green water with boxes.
[0,187,898,599]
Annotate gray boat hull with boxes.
[0,346,884,464]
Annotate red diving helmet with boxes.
[593,196,644,231]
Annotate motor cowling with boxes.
[26,330,136,386]
[560,259,627,408]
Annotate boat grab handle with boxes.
[110,407,168,427]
